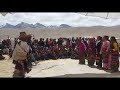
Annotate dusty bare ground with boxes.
[0,57,120,78]
[0,55,14,78]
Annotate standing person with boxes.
[0,39,4,52]
[12,32,30,78]
[77,38,86,64]
[87,38,96,67]
[0,40,5,60]
[57,38,63,48]
[100,35,110,70]
[96,36,103,69]
[82,38,88,59]
[109,36,119,73]
[38,38,42,47]
[48,39,52,47]
[66,39,71,58]
[9,38,15,57]
[41,38,45,47]
[26,34,38,67]
[71,37,76,50]
[14,38,18,48]
[45,38,49,48]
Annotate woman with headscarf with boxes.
[77,37,86,64]
[100,35,110,70]
[109,36,119,73]
[87,38,96,67]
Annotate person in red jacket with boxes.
[77,37,87,64]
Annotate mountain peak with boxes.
[59,24,71,28]
[15,22,35,28]
[2,23,15,28]
[0,23,73,29]
[34,23,46,28]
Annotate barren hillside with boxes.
[0,26,120,39]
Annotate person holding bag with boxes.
[12,32,31,78]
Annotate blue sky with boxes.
[0,13,120,27]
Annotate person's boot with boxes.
[13,70,25,78]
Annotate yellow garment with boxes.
[113,42,119,52]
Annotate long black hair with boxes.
[104,35,109,41]
[110,36,119,49]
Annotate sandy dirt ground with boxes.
[0,56,120,78]
[26,59,110,78]
[0,55,14,78]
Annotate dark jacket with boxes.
[96,40,102,54]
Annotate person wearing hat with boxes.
[12,32,31,78]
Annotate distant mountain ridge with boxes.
[3,23,15,28]
[34,23,46,28]
[15,22,34,28]
[1,22,120,29]
[1,22,72,29]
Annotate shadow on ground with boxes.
[51,71,120,78]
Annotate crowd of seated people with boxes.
[0,34,120,73]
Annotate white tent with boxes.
[0,13,12,16]
[79,12,120,19]
[0,13,8,16]
[1,12,120,19]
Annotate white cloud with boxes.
[0,13,120,27]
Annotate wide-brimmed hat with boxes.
[20,32,26,35]
[26,34,32,42]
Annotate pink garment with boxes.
[100,40,110,53]
[100,40,110,69]
[78,42,86,55]
[103,63,109,69]
[108,54,112,69]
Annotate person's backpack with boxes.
[12,41,27,61]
